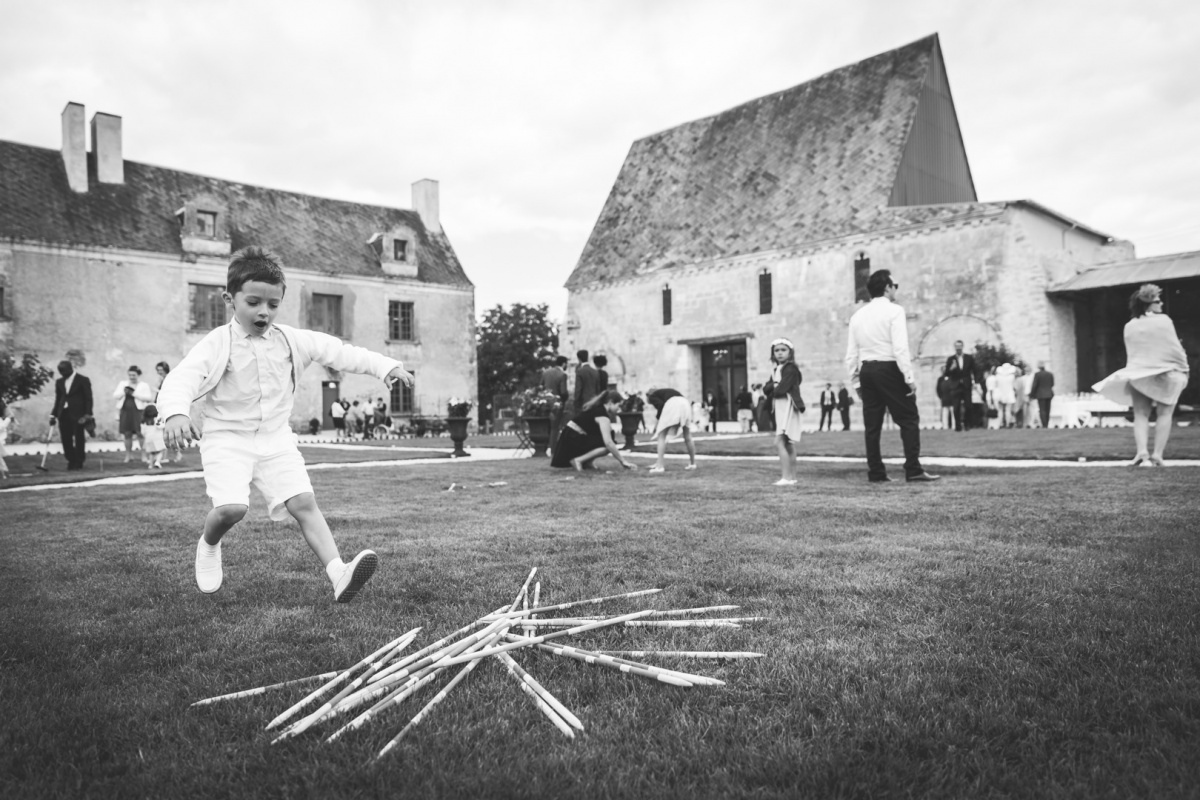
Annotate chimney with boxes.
[412,179,440,233]
[91,112,124,184]
[61,102,87,193]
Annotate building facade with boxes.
[0,103,477,436]
[563,34,1195,423]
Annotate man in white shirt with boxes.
[845,269,939,483]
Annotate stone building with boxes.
[563,34,1196,423]
[0,103,477,435]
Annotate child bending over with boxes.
[158,247,414,603]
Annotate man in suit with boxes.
[1029,362,1055,428]
[541,355,569,451]
[944,340,978,432]
[49,359,93,470]
[818,383,837,431]
[573,349,600,415]
[837,382,853,431]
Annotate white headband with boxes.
[770,338,794,349]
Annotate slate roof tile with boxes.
[0,140,471,287]
[568,34,942,287]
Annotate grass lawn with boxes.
[1,450,1197,798]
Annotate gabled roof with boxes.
[0,140,471,287]
[568,34,976,288]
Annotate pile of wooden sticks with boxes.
[190,568,764,761]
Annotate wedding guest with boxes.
[1093,284,1191,466]
[765,338,805,486]
[113,365,154,463]
[550,390,637,472]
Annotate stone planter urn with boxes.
[617,412,643,450]
[523,416,553,458]
[445,416,472,457]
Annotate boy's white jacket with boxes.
[157,323,401,423]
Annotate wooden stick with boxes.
[596,651,764,659]
[190,671,340,707]
[265,629,419,731]
[271,629,420,742]
[373,572,539,757]
[525,640,694,687]
[495,651,583,731]
[481,588,662,620]
[367,608,506,686]
[435,609,656,667]
[509,618,745,628]
[512,637,726,686]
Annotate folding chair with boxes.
[512,416,533,457]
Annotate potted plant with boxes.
[514,387,561,457]
[445,397,473,457]
[617,393,645,450]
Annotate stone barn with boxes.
[560,33,1195,425]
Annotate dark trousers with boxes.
[860,361,923,480]
[950,389,968,431]
[1037,398,1052,428]
[548,409,566,453]
[59,417,87,468]
[819,407,834,431]
[839,407,851,431]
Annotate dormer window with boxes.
[175,197,231,257]
[197,211,217,237]
[369,229,418,278]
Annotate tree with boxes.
[0,352,55,406]
[973,341,1027,375]
[476,304,558,422]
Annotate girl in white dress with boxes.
[764,338,805,486]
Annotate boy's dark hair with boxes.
[867,269,892,298]
[594,354,607,368]
[555,355,568,367]
[576,349,589,363]
[142,404,158,424]
[227,246,286,295]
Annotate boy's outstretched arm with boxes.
[163,414,203,449]
[386,366,415,388]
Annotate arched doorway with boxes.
[916,315,1000,424]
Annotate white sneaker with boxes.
[334,550,379,603]
[648,466,666,473]
[195,537,223,594]
[684,464,697,471]
[773,478,797,486]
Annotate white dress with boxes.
[1093,313,1190,405]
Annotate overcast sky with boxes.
[2,0,1197,321]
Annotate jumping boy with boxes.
[158,247,413,602]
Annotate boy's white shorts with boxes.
[199,428,313,521]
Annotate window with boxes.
[393,239,408,262]
[388,300,415,341]
[390,372,415,414]
[311,293,343,336]
[854,253,871,303]
[0,286,6,318]
[662,285,672,326]
[759,269,772,315]
[188,284,227,331]
[197,210,217,236]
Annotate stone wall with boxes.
[565,206,1127,423]
[4,243,476,436]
